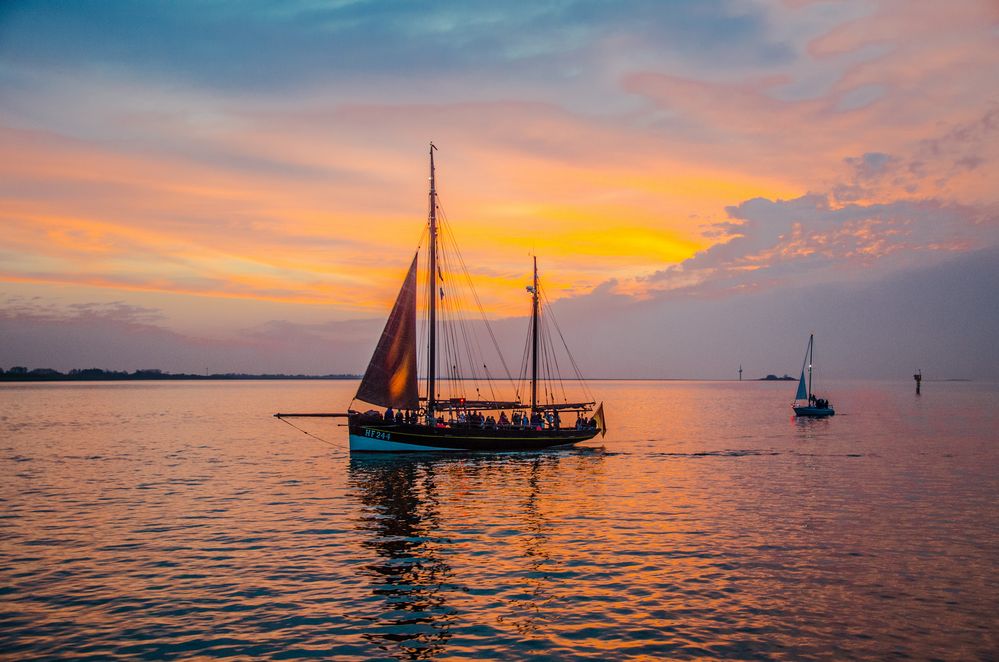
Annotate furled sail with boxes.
[795,371,808,401]
[355,253,419,409]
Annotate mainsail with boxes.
[355,253,419,409]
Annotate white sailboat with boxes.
[792,334,835,417]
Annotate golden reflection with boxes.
[497,456,558,636]
[347,457,454,659]
[346,451,608,655]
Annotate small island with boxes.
[759,374,796,381]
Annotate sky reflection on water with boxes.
[1,380,997,659]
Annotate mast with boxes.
[427,143,438,418]
[807,333,814,400]
[531,256,539,412]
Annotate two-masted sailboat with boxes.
[278,144,605,452]
[792,333,835,417]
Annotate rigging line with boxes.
[539,310,554,405]
[541,286,593,403]
[440,238,477,388]
[516,310,531,403]
[543,309,564,405]
[437,203,517,391]
[451,258,498,402]
[548,317,569,404]
[537,298,548,404]
[519,304,531,399]
[545,318,558,406]
[545,314,559,405]
[438,216,483,382]
[433,190,521,407]
[438,216,496,401]
[434,243,450,404]
[276,415,341,449]
[435,219,461,392]
[445,277,470,401]
[435,202,514,402]
[423,239,434,404]
[449,279,477,402]
[440,282,458,401]
[416,237,430,397]
[535,275,556,406]
[538,285,569,404]
[438,240,473,400]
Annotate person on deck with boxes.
[385,407,394,422]
[395,410,403,424]
[498,411,509,427]
[512,411,522,427]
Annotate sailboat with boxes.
[277,144,605,452]
[792,333,835,417]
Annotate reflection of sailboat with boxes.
[347,450,605,651]
[792,333,835,417]
[347,457,454,657]
[340,145,604,452]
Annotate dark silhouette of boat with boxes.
[792,334,835,418]
[278,145,605,452]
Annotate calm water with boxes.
[1,380,997,660]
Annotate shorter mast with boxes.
[531,256,539,412]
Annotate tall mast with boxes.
[531,256,539,412]
[427,143,438,418]
[807,333,813,400]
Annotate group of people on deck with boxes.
[381,406,599,431]
[808,394,831,409]
[381,408,420,425]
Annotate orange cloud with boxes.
[2,0,996,329]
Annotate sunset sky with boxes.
[2,1,997,378]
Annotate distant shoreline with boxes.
[0,372,974,383]
[0,372,361,382]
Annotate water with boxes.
[1,379,997,659]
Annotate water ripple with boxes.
[0,380,997,659]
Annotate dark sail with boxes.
[355,253,419,409]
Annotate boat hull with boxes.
[793,406,835,418]
[348,421,599,452]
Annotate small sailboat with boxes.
[792,333,835,418]
[277,144,605,452]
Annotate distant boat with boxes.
[279,144,605,452]
[792,334,835,418]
